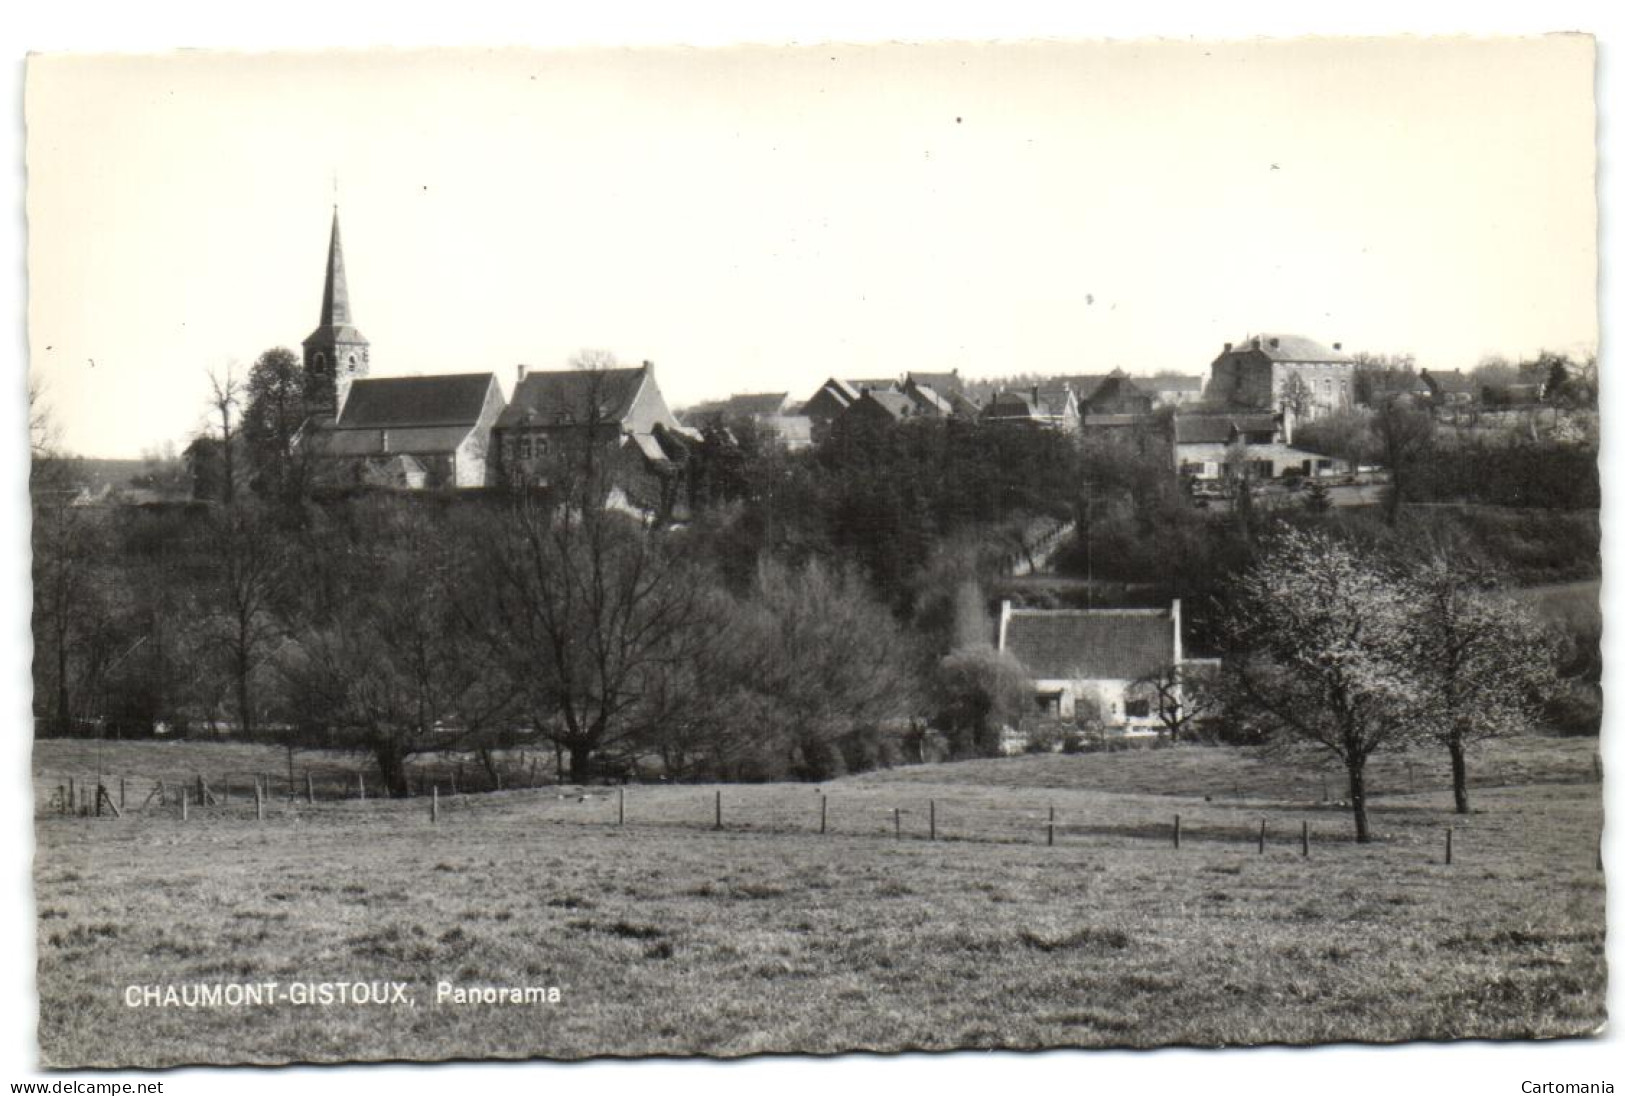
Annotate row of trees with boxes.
[1222,528,1555,840]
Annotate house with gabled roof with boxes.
[1208,333,1356,422]
[982,385,1080,432]
[492,361,694,519]
[1078,369,1154,417]
[997,600,1186,738]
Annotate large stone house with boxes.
[1207,333,1356,423]
[492,361,693,518]
[997,600,1188,739]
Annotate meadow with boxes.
[32,736,1605,1067]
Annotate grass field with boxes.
[32,736,1605,1067]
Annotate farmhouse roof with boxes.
[497,365,649,430]
[1002,607,1176,681]
[1174,411,1279,444]
[1226,334,1353,363]
[860,389,917,420]
[905,370,964,396]
[336,373,499,429]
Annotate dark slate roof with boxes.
[861,389,917,420]
[947,391,982,417]
[324,425,474,456]
[336,374,498,428]
[906,383,953,415]
[906,370,964,396]
[1174,412,1279,444]
[1003,608,1176,681]
[1082,373,1148,404]
[497,365,647,430]
[1225,334,1352,363]
[1058,374,1113,400]
[983,390,1037,418]
[719,392,792,417]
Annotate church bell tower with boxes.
[302,207,370,418]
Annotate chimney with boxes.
[998,600,1013,652]
[379,429,389,453]
[1333,342,1342,351]
[1031,384,1040,407]
[1223,342,1233,352]
[1269,337,1279,349]
[1252,338,1261,350]
[1171,599,1183,667]
[517,363,528,383]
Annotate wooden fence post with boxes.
[1047,805,1055,847]
[119,777,126,810]
[930,799,937,841]
[1258,818,1267,855]
[618,787,625,826]
[306,771,315,805]
[820,794,828,835]
[181,787,189,822]
[893,807,901,840]
[1301,820,1310,858]
[255,782,264,822]
[358,772,366,801]
[432,786,440,824]
[58,784,66,815]
[67,777,75,810]
[1445,827,1453,866]
[1173,813,1181,849]
[95,781,103,817]
[714,790,722,831]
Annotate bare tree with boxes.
[1135,661,1219,745]
[201,503,292,738]
[279,505,508,795]
[205,364,245,505]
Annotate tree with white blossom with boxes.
[1223,527,1423,842]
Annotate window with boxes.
[517,437,533,460]
[1125,698,1151,719]
[535,436,551,456]
[313,352,326,369]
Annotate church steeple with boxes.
[302,205,370,418]
[319,207,352,328]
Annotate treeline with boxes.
[32,487,927,788]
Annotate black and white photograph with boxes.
[6,7,1617,1092]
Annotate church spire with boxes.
[320,206,352,328]
[302,204,370,419]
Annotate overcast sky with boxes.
[26,36,1596,458]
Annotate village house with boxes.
[1078,369,1155,417]
[492,361,694,519]
[1172,409,1345,481]
[981,384,1081,432]
[1206,333,1356,422]
[996,600,1189,742]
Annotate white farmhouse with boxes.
[997,600,1187,738]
